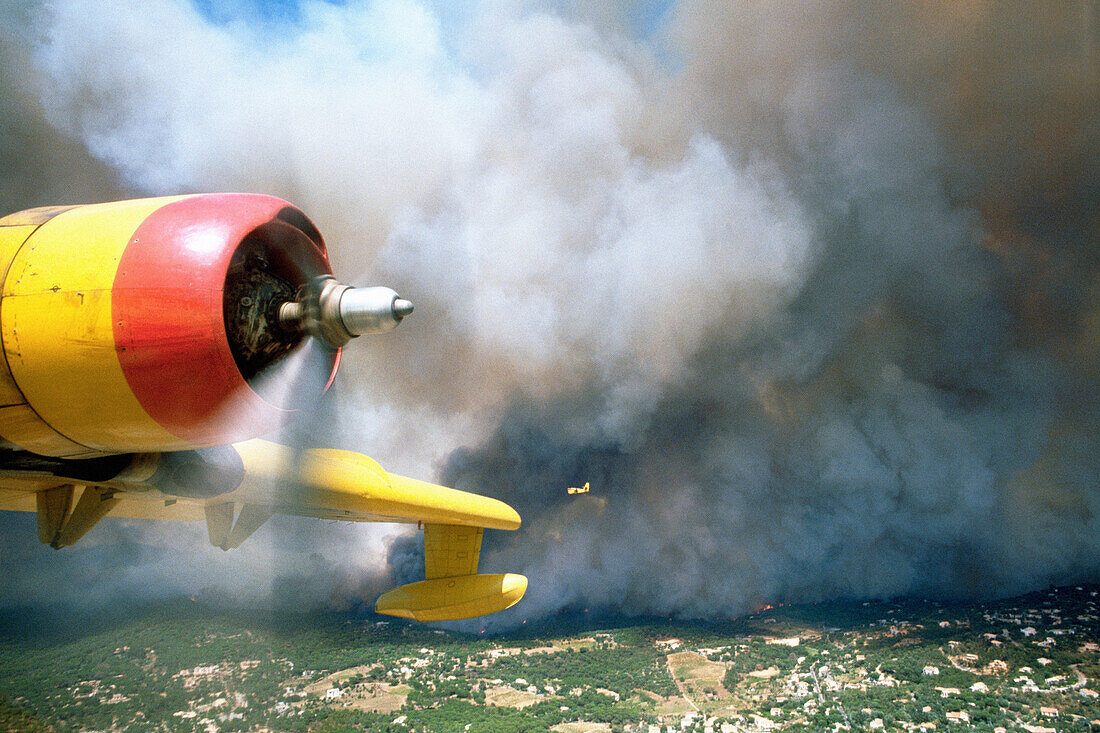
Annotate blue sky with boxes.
[189,0,676,41]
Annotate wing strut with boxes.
[375,523,527,622]
[205,502,272,550]
[35,485,119,549]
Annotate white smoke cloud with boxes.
[33,0,812,430]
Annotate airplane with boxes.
[566,482,589,495]
[0,193,526,622]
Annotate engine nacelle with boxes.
[0,194,336,457]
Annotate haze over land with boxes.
[0,1,1097,625]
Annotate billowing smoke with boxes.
[0,0,1096,624]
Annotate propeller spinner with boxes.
[277,276,414,349]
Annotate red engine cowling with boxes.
[0,194,338,457]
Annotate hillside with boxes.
[0,585,1098,732]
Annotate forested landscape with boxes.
[1,585,1098,732]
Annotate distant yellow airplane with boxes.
[567,482,590,495]
[0,194,525,622]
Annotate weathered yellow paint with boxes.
[0,210,103,454]
[0,223,40,408]
[1,197,190,454]
[425,523,483,579]
[107,497,205,522]
[375,573,528,622]
[0,403,90,457]
[0,205,78,227]
[0,488,36,512]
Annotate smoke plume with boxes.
[0,0,1096,625]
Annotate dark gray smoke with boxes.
[392,2,1100,627]
[0,0,1096,624]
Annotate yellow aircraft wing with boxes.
[0,439,525,621]
[225,440,520,529]
[0,440,519,529]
